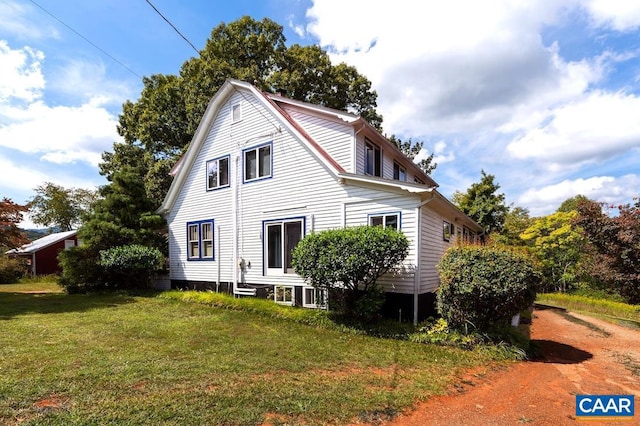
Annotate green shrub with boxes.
[292,225,409,320]
[99,244,163,289]
[0,255,27,284]
[58,246,106,293]
[436,246,539,332]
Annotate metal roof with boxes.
[5,230,77,254]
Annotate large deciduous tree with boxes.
[575,198,640,304]
[107,16,383,208]
[520,211,585,292]
[29,182,97,232]
[452,170,508,235]
[0,197,29,249]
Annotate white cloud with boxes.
[0,40,45,103]
[0,1,59,40]
[518,174,640,216]
[0,99,120,166]
[507,91,640,167]
[584,0,640,31]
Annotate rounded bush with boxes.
[99,244,163,289]
[436,246,539,331]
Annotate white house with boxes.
[158,79,482,323]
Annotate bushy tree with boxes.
[99,244,164,289]
[575,198,640,304]
[292,226,409,319]
[452,170,508,235]
[491,205,533,246]
[29,182,97,231]
[0,197,28,250]
[436,246,539,332]
[107,16,383,208]
[520,211,585,292]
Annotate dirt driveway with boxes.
[385,306,640,425]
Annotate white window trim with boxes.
[364,139,382,177]
[274,285,294,305]
[206,155,230,190]
[368,212,401,230]
[393,161,406,181]
[302,286,328,309]
[263,217,304,276]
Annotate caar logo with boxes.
[576,395,635,419]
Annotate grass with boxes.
[536,293,640,329]
[0,278,64,294]
[0,285,513,425]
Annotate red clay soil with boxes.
[384,306,640,426]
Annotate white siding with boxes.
[166,87,430,295]
[419,207,457,293]
[343,191,420,294]
[281,106,354,171]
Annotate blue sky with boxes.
[2,0,639,228]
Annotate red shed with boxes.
[6,230,79,275]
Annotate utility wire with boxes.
[28,0,142,79]
[144,0,199,55]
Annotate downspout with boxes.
[414,190,436,325]
[216,224,221,292]
[232,155,239,295]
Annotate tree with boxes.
[388,135,437,175]
[107,16,383,208]
[80,166,165,251]
[491,205,533,246]
[520,211,585,292]
[436,246,538,332]
[29,182,97,231]
[292,226,409,319]
[575,198,640,304]
[557,194,590,213]
[0,197,29,249]
[452,170,508,234]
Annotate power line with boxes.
[27,0,142,79]
[144,0,199,55]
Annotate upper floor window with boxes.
[414,177,425,184]
[244,142,272,182]
[264,217,304,275]
[393,162,406,181]
[369,212,400,230]
[365,140,381,177]
[206,155,230,190]
[232,103,242,123]
[187,219,215,260]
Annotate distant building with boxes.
[6,230,79,275]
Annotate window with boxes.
[206,156,230,190]
[274,285,294,305]
[187,219,215,260]
[303,287,328,309]
[369,213,400,230]
[264,218,304,274]
[365,139,381,177]
[414,177,424,184]
[244,143,272,182]
[443,221,453,241]
[232,103,242,122]
[64,239,75,249]
[393,162,406,181]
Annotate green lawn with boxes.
[536,293,640,329]
[0,286,504,425]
